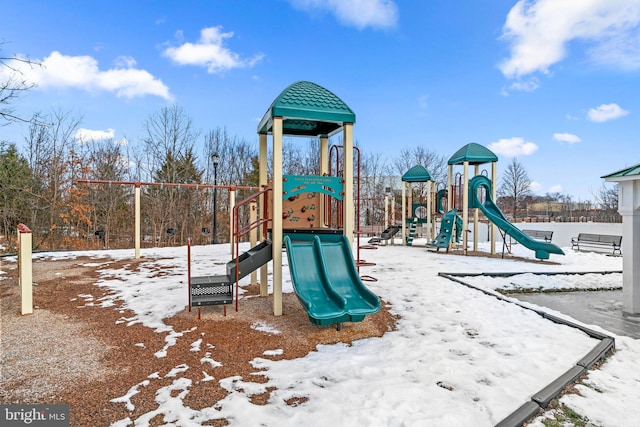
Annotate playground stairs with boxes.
[406,218,418,246]
[190,240,273,307]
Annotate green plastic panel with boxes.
[258,81,355,137]
[448,142,498,165]
[283,175,344,200]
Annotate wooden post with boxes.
[343,123,354,243]
[384,195,389,246]
[17,224,33,315]
[272,117,284,316]
[401,181,406,245]
[259,133,269,297]
[229,188,236,258]
[250,200,258,286]
[463,161,469,255]
[473,164,479,252]
[135,183,141,259]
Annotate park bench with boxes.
[522,229,553,242]
[571,233,622,255]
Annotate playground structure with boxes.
[389,143,564,261]
[400,164,434,246]
[190,81,380,328]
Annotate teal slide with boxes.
[284,234,381,327]
[468,175,564,260]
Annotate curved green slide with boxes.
[284,234,381,326]
[468,175,564,260]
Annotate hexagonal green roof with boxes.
[602,163,640,180]
[402,165,432,182]
[257,81,355,137]
[448,143,498,165]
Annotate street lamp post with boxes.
[212,153,220,244]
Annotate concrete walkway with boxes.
[515,290,640,340]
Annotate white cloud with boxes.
[163,26,264,74]
[587,103,630,122]
[529,181,543,193]
[499,0,640,78]
[75,128,115,143]
[3,51,171,100]
[289,0,398,30]
[487,137,538,157]
[115,56,137,68]
[548,184,563,193]
[553,133,582,144]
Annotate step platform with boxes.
[190,275,233,306]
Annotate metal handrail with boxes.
[232,187,273,311]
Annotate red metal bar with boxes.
[76,178,258,191]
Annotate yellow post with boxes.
[447,164,453,213]
[391,196,396,245]
[319,136,329,228]
[491,161,497,255]
[463,161,469,255]
[272,117,284,316]
[250,199,258,286]
[427,181,432,241]
[135,184,141,259]
[229,189,236,258]
[474,164,479,253]
[259,134,269,296]
[384,194,389,246]
[343,123,354,243]
[447,164,453,252]
[401,181,406,245]
[17,224,33,315]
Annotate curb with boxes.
[438,271,616,427]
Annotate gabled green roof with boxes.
[402,164,432,182]
[257,81,355,137]
[448,143,498,165]
[602,163,640,180]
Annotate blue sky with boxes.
[2,0,640,201]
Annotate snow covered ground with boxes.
[4,239,639,426]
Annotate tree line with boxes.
[0,47,619,253]
[1,105,619,254]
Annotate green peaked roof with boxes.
[602,163,640,180]
[448,143,498,165]
[402,164,432,182]
[257,81,355,137]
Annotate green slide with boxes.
[284,234,381,327]
[427,209,462,250]
[468,175,564,260]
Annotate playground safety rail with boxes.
[232,187,273,311]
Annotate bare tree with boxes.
[85,138,132,248]
[1,45,43,125]
[24,109,83,248]
[392,145,447,185]
[142,105,201,246]
[592,182,619,221]
[497,157,532,221]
